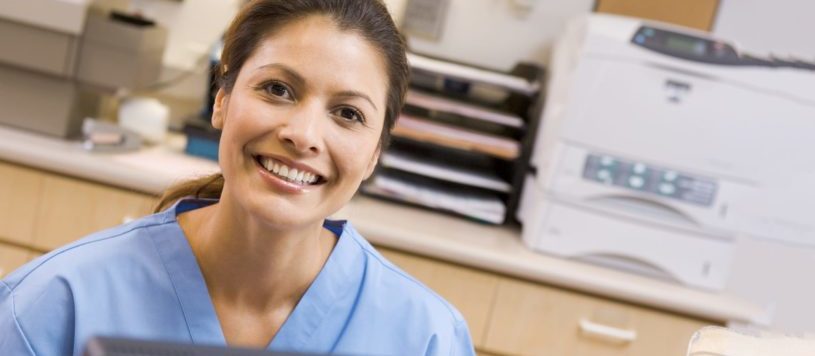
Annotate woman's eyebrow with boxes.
[254,63,306,88]
[254,63,377,111]
[335,90,378,111]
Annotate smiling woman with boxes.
[0,1,475,356]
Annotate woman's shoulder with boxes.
[3,210,176,293]
[0,210,182,355]
[341,222,467,325]
[333,222,475,355]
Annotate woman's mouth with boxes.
[253,155,325,186]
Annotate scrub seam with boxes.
[5,221,171,291]
[143,223,197,343]
[1,280,37,355]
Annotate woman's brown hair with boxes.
[155,0,409,212]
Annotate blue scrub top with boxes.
[0,199,474,356]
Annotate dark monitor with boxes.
[84,336,324,356]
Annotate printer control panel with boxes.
[582,154,717,207]
[632,25,815,71]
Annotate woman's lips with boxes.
[252,155,327,194]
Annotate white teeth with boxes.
[259,156,320,185]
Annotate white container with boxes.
[118,97,169,144]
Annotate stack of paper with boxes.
[393,114,520,160]
[405,90,524,128]
[381,151,511,192]
[407,53,539,95]
[364,173,506,224]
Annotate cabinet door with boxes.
[595,0,719,31]
[0,242,32,277]
[378,248,500,349]
[483,278,711,356]
[0,161,44,247]
[32,174,156,250]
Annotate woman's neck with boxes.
[178,195,338,312]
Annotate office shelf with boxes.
[407,53,540,95]
[364,52,544,224]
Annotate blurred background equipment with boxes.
[0,0,167,138]
[361,53,544,224]
[518,13,815,291]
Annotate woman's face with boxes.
[212,15,389,229]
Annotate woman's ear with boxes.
[211,88,229,130]
[363,145,381,180]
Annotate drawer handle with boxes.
[578,318,637,343]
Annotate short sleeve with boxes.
[452,320,476,356]
[418,318,476,356]
[1,275,76,356]
[0,282,35,355]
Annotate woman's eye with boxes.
[335,107,365,124]
[263,82,293,100]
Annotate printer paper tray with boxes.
[526,199,734,291]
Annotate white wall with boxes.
[403,0,595,71]
[382,0,409,26]
[125,0,240,105]
[713,0,815,58]
[130,0,241,71]
[400,0,815,72]
[708,0,815,334]
[728,237,815,333]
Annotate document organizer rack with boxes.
[362,52,544,224]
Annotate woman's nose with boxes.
[277,104,323,155]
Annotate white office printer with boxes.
[518,14,815,291]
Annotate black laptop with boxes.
[84,336,324,356]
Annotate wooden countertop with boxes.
[0,125,766,324]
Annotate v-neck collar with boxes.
[267,219,361,352]
[150,199,364,352]
[151,199,225,345]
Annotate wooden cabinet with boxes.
[379,249,711,356]
[595,0,720,31]
[0,160,156,252]
[0,242,32,278]
[481,279,708,356]
[0,161,43,247]
[31,174,155,250]
[379,248,500,348]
